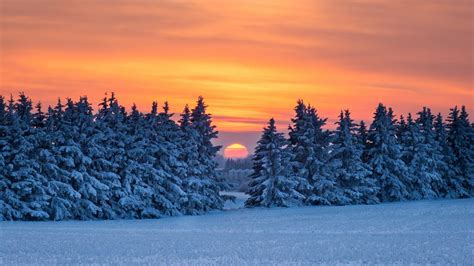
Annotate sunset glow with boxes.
[224,143,249,159]
[1,0,472,137]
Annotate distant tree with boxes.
[32,102,46,128]
[246,118,304,207]
[224,157,252,171]
[357,120,369,163]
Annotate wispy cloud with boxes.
[1,0,472,133]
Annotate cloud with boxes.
[1,0,472,133]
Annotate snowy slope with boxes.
[1,198,473,265]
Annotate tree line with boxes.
[246,101,473,207]
[0,93,224,221]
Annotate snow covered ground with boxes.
[1,196,473,265]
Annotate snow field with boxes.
[1,197,473,265]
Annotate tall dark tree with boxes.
[329,110,377,204]
[413,107,445,198]
[367,104,409,202]
[288,100,316,200]
[246,118,304,207]
[288,101,334,205]
[447,106,473,197]
[7,94,50,220]
[433,113,463,198]
[188,97,224,212]
[179,104,204,214]
[0,96,21,220]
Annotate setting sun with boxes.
[224,143,249,159]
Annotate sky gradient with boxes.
[1,0,473,152]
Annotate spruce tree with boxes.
[179,104,205,215]
[447,106,473,197]
[187,97,224,211]
[71,96,111,219]
[357,120,369,164]
[397,114,420,198]
[288,101,334,205]
[329,110,377,204]
[39,105,80,221]
[7,94,50,220]
[138,101,184,217]
[93,93,129,219]
[434,113,463,198]
[0,95,21,220]
[118,104,151,218]
[367,103,409,202]
[413,107,445,198]
[246,118,304,207]
[153,102,186,215]
[287,100,315,200]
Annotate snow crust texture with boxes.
[2,198,473,265]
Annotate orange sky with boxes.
[1,0,473,150]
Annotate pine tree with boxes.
[329,110,378,204]
[7,93,50,220]
[413,107,444,198]
[357,120,369,161]
[447,106,473,197]
[397,114,419,198]
[179,104,205,215]
[188,97,224,212]
[118,104,152,218]
[32,102,46,128]
[136,101,184,217]
[433,113,463,198]
[37,104,79,221]
[152,102,186,215]
[397,115,412,164]
[0,95,21,220]
[287,100,315,201]
[288,101,335,205]
[246,118,304,207]
[367,103,409,202]
[92,93,130,219]
[73,96,113,219]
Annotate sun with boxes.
[224,143,249,159]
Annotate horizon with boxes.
[2,91,470,156]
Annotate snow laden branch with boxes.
[246,101,473,207]
[0,93,223,220]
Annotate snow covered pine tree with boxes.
[329,110,377,205]
[246,118,304,207]
[367,104,409,202]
